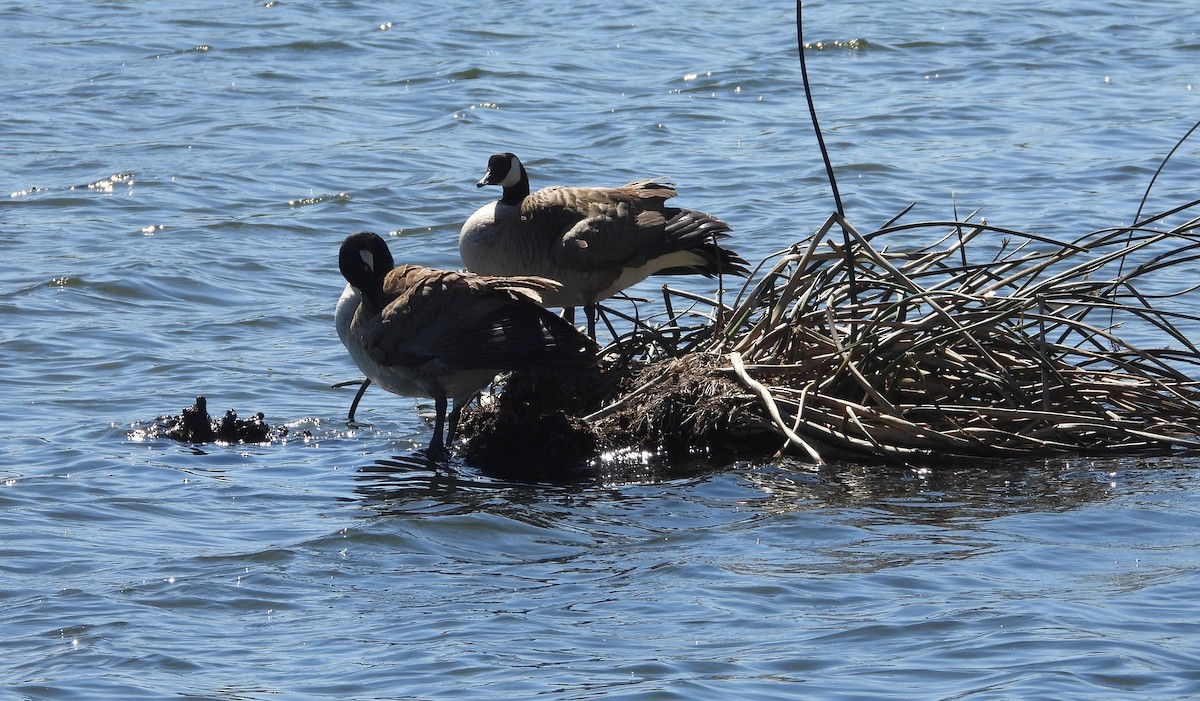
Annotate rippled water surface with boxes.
[4,1,1200,698]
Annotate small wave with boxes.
[9,173,134,198]
[287,192,352,208]
[444,67,487,81]
[73,172,135,194]
[802,38,870,51]
[449,102,501,120]
[152,45,212,59]
[226,40,359,57]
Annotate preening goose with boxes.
[336,232,597,455]
[458,152,750,337]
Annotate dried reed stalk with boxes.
[592,205,1200,463]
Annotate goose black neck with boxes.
[500,167,530,206]
[356,276,387,312]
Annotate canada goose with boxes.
[459,152,750,337]
[336,231,597,455]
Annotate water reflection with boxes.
[348,447,1200,588]
[353,452,595,519]
[353,449,1189,525]
[355,453,497,515]
[353,445,722,501]
[736,454,1184,522]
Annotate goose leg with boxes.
[446,400,464,447]
[347,378,371,422]
[427,393,448,455]
[584,304,598,339]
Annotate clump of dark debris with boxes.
[144,395,286,444]
[457,365,610,481]
[457,353,781,479]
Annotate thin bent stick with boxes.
[796,1,857,303]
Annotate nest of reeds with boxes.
[462,203,1200,469]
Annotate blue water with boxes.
[4,1,1200,698]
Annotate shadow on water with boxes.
[349,447,728,518]
[349,445,1193,524]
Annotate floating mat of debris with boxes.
[132,396,287,445]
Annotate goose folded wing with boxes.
[618,179,677,205]
[370,292,592,371]
[555,201,677,271]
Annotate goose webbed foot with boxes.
[423,434,449,460]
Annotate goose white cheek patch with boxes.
[359,249,375,271]
[501,156,523,187]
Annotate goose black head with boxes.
[477,152,526,189]
[339,231,395,299]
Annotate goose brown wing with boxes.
[520,186,666,271]
[558,198,732,271]
[366,269,594,371]
[618,178,677,205]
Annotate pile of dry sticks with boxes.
[568,203,1200,465]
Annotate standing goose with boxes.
[459,152,750,337]
[336,231,597,455]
